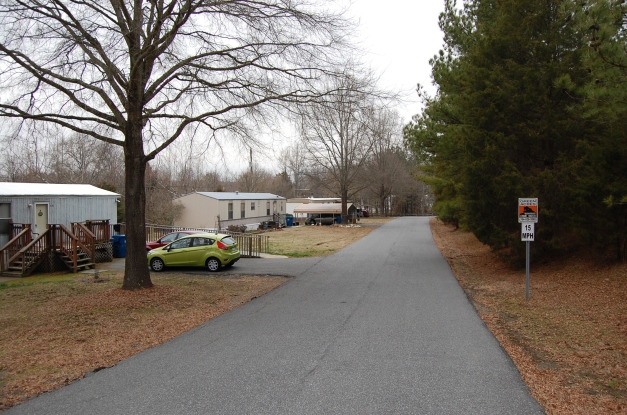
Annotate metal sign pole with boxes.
[519,198,537,301]
[526,240,530,300]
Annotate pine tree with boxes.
[406,0,597,261]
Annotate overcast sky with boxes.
[219,1,446,174]
[348,0,445,122]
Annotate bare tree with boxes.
[48,134,125,185]
[145,165,184,225]
[298,71,380,221]
[268,171,293,197]
[279,147,307,198]
[234,164,274,193]
[360,108,409,216]
[0,0,353,289]
[1,128,125,187]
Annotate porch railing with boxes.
[84,220,111,242]
[1,226,33,272]
[11,222,31,238]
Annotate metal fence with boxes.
[229,232,270,258]
[111,223,270,258]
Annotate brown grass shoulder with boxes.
[0,273,287,410]
[430,217,627,414]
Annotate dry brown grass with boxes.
[266,217,394,257]
[0,273,287,410]
[430,217,627,414]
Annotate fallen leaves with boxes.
[0,273,288,411]
[430,217,627,414]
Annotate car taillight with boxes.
[217,241,228,250]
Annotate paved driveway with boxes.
[6,217,544,414]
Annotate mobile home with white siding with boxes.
[174,191,286,230]
[0,182,119,246]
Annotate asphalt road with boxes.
[6,217,544,414]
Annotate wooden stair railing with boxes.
[1,223,99,277]
[0,226,33,272]
[51,225,94,273]
[71,223,96,259]
[5,229,49,276]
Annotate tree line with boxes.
[0,118,430,225]
[403,0,627,263]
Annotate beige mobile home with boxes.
[174,192,287,230]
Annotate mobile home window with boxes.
[228,203,233,220]
[251,202,255,211]
[266,202,270,215]
[241,202,245,218]
[0,203,10,237]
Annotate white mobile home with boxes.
[292,202,357,224]
[286,197,342,216]
[0,182,119,246]
[174,192,287,230]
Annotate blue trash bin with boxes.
[285,216,293,227]
[111,234,127,258]
[336,216,342,224]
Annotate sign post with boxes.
[518,199,538,300]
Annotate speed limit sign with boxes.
[521,223,534,241]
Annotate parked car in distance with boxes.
[305,213,339,226]
[357,208,370,218]
[147,232,240,272]
[146,230,201,251]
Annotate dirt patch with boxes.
[0,273,287,411]
[430,217,627,414]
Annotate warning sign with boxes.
[518,198,538,223]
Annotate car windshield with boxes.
[221,236,236,245]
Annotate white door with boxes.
[34,203,49,236]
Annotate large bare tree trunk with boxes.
[341,186,349,224]
[122,116,153,289]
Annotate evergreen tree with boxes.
[405,0,596,261]
[563,0,627,260]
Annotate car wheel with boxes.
[150,258,165,272]
[206,257,221,272]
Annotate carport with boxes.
[292,203,357,225]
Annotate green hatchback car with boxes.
[147,232,240,272]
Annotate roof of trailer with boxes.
[0,182,119,197]
[293,203,354,214]
[184,192,286,200]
